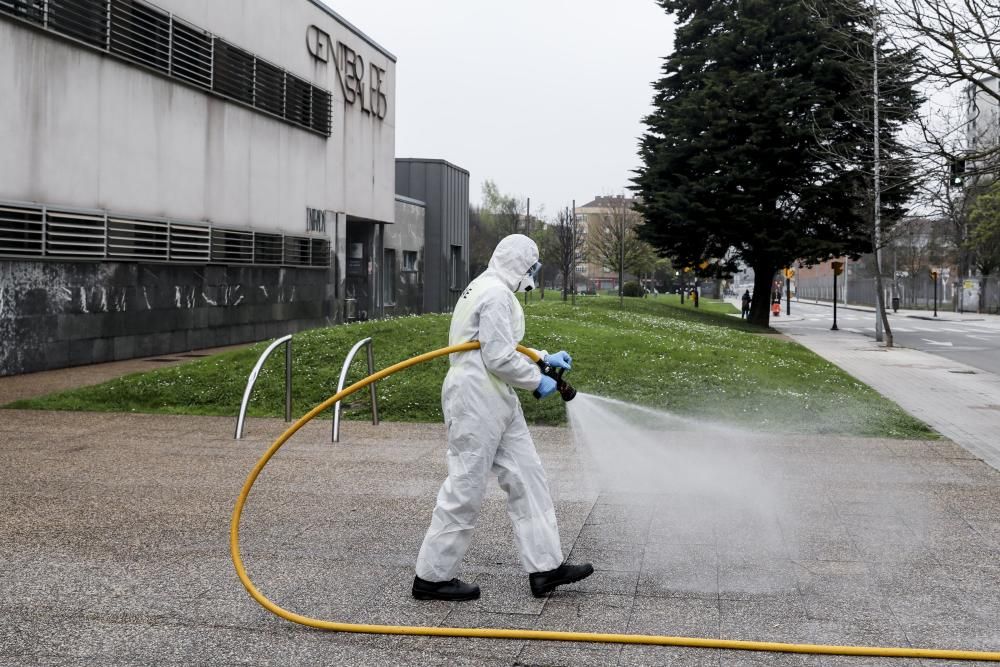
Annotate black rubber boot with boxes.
[529,562,595,598]
[412,576,480,601]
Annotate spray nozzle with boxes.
[532,361,577,402]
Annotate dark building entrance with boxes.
[344,219,376,322]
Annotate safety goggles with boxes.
[527,262,542,279]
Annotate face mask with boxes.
[516,262,542,293]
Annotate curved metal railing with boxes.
[332,337,379,442]
[234,334,292,439]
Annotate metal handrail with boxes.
[332,337,379,442]
[234,334,292,439]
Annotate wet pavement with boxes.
[2,408,999,665]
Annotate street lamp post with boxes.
[832,275,839,330]
[571,200,577,307]
[831,261,844,331]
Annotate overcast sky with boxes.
[323,0,676,219]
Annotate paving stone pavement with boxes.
[2,409,999,666]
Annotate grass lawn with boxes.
[6,295,934,439]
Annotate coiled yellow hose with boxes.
[230,341,1000,662]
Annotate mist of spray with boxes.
[566,392,931,578]
[568,393,777,506]
[566,392,787,554]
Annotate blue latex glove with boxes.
[544,351,572,370]
[536,374,558,398]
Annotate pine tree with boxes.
[633,0,919,325]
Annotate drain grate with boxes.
[948,369,976,374]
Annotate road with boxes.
[770,300,1000,375]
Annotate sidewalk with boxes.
[3,410,999,665]
[3,324,1000,664]
[765,306,1000,472]
[0,343,249,405]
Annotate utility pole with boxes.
[832,261,844,330]
[524,197,531,306]
[563,205,570,302]
[572,200,577,307]
[619,198,625,309]
[871,9,892,347]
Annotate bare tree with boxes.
[550,207,584,301]
[482,180,528,237]
[889,216,944,306]
[880,0,1000,171]
[830,0,1000,316]
[805,0,924,346]
[586,195,654,307]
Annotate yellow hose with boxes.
[230,341,1000,662]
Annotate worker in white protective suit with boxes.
[412,234,594,601]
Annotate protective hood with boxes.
[487,234,539,292]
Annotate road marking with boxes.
[943,328,965,333]
[893,327,915,332]
[921,338,954,346]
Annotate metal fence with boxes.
[0,0,332,136]
[796,273,1000,314]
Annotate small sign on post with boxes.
[783,268,795,316]
[930,269,939,318]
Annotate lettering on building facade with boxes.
[306,207,326,233]
[306,25,388,120]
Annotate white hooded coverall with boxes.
[415,234,564,582]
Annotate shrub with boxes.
[622,281,643,297]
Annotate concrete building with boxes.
[0,0,469,375]
[965,75,1000,158]
[395,159,470,313]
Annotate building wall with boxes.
[0,1,402,376]
[395,159,470,312]
[966,76,1000,155]
[0,259,331,375]
[0,1,396,231]
[382,197,425,316]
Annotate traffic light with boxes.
[950,159,965,187]
[831,261,844,276]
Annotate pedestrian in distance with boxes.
[412,234,594,602]
[741,289,752,319]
